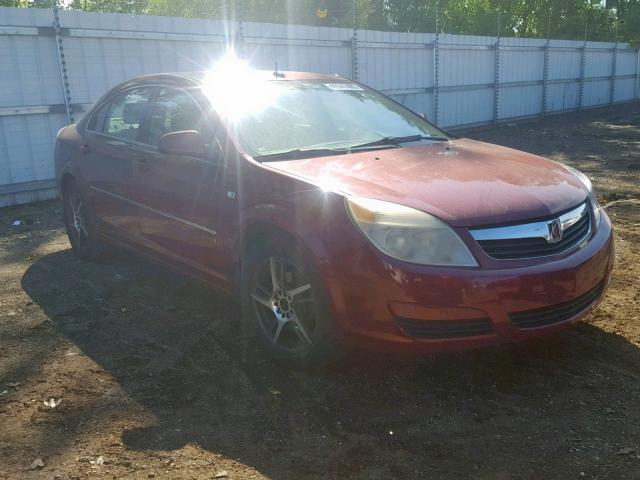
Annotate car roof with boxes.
[116,70,350,91]
[82,69,357,128]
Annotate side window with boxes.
[146,88,210,147]
[101,88,153,142]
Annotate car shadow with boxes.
[20,249,640,478]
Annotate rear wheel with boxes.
[63,181,103,260]
[242,240,340,368]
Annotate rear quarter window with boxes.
[87,102,108,132]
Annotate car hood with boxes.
[264,138,588,227]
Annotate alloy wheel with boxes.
[65,188,89,248]
[250,256,318,352]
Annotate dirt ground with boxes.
[1,103,639,480]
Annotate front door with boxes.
[127,86,229,283]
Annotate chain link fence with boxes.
[1,0,637,43]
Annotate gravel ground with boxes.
[1,103,639,479]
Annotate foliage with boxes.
[0,0,51,6]
[1,0,638,43]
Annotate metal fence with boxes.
[1,5,639,207]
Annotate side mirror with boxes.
[158,130,207,157]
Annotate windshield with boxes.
[211,80,447,159]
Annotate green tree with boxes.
[5,0,638,44]
[0,0,52,6]
[605,0,640,44]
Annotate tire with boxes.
[63,180,104,260]
[241,237,341,369]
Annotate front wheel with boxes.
[241,241,341,368]
[63,181,103,260]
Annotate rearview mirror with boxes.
[158,130,207,157]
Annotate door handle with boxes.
[79,144,90,154]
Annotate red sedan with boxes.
[54,61,613,367]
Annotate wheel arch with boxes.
[61,172,76,195]
[57,161,84,199]
[235,221,307,285]
[233,208,332,290]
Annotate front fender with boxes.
[236,197,333,273]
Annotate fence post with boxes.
[351,0,358,80]
[235,1,244,56]
[433,27,440,125]
[52,1,73,124]
[636,48,640,99]
[541,39,550,115]
[351,31,358,80]
[610,42,617,104]
[578,41,587,110]
[493,37,501,122]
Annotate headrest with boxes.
[171,102,201,131]
[147,102,167,119]
[122,102,145,125]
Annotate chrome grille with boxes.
[470,202,591,260]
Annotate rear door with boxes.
[127,86,229,282]
[81,87,154,243]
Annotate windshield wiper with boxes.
[254,142,401,162]
[348,134,449,150]
[254,147,346,162]
[254,135,449,162]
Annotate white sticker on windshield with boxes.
[324,83,364,91]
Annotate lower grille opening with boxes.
[397,317,494,339]
[509,282,604,329]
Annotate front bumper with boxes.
[327,212,614,354]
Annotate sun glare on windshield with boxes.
[201,52,282,120]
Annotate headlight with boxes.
[345,197,478,267]
[565,165,601,226]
